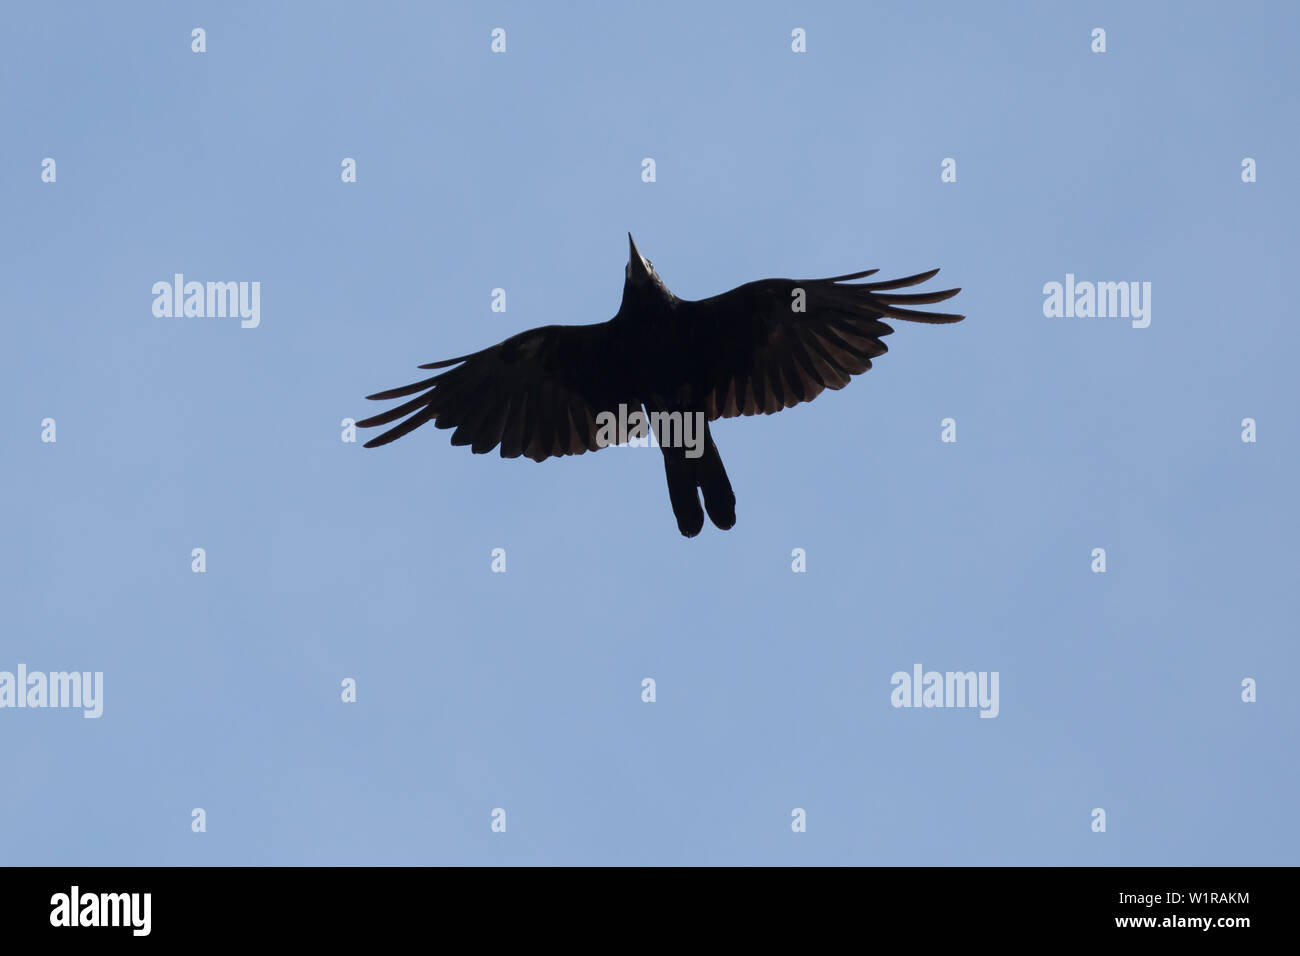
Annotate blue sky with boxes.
[2,0,1296,865]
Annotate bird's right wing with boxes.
[678,268,963,419]
[357,322,634,462]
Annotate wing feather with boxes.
[357,322,632,459]
[680,269,962,420]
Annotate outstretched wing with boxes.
[357,322,633,462]
[679,268,962,420]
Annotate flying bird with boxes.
[358,235,963,537]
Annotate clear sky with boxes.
[2,0,1296,865]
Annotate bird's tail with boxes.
[660,418,736,537]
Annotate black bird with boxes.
[358,235,963,537]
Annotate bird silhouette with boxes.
[358,235,963,536]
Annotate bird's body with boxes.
[358,235,963,536]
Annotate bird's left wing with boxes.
[357,322,633,462]
[677,268,962,420]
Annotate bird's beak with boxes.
[627,232,652,285]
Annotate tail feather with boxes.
[696,424,736,530]
[659,418,736,537]
[662,451,705,537]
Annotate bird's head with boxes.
[621,233,676,314]
[625,233,661,289]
